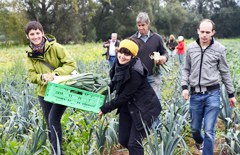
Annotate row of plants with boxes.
[0,40,239,154]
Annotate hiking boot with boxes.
[196,142,203,153]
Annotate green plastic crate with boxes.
[44,82,105,113]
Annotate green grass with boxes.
[0,43,105,79]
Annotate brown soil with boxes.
[105,119,230,155]
[107,140,228,155]
[104,145,129,155]
[111,149,129,155]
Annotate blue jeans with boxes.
[189,89,220,155]
[178,54,184,64]
[109,56,116,68]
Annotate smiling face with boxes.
[117,48,133,65]
[197,21,215,47]
[26,29,44,46]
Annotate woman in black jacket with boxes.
[99,39,162,155]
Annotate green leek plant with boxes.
[219,108,240,154]
[104,118,119,155]
[143,99,190,155]
[218,74,240,154]
[143,54,190,155]
[29,122,48,154]
[219,83,234,130]
[94,117,108,155]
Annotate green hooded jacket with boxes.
[26,34,76,97]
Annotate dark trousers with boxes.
[118,106,146,155]
[38,96,67,155]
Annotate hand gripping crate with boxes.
[44,82,105,113]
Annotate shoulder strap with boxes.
[40,60,55,70]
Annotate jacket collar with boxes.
[196,37,214,48]
[134,30,154,38]
[137,30,151,38]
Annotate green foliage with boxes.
[61,111,95,154]
[212,7,240,38]
[21,0,100,43]
[94,117,108,154]
[93,0,138,40]
[220,108,240,154]
[144,102,190,155]
[1,0,240,44]
[0,45,27,79]
[0,40,239,154]
[0,1,28,44]
[154,1,188,36]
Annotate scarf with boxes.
[29,38,46,53]
[110,58,136,94]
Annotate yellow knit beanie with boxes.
[119,39,139,56]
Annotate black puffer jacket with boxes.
[100,57,161,130]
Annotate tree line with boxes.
[0,0,240,44]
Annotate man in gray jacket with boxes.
[181,19,236,155]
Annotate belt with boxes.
[190,84,220,94]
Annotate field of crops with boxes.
[0,39,239,155]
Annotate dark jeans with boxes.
[118,106,146,155]
[38,96,67,155]
[189,89,220,155]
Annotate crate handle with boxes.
[70,90,83,95]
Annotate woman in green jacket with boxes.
[25,21,76,155]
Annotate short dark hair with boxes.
[25,21,44,34]
[198,19,215,30]
[117,47,133,57]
